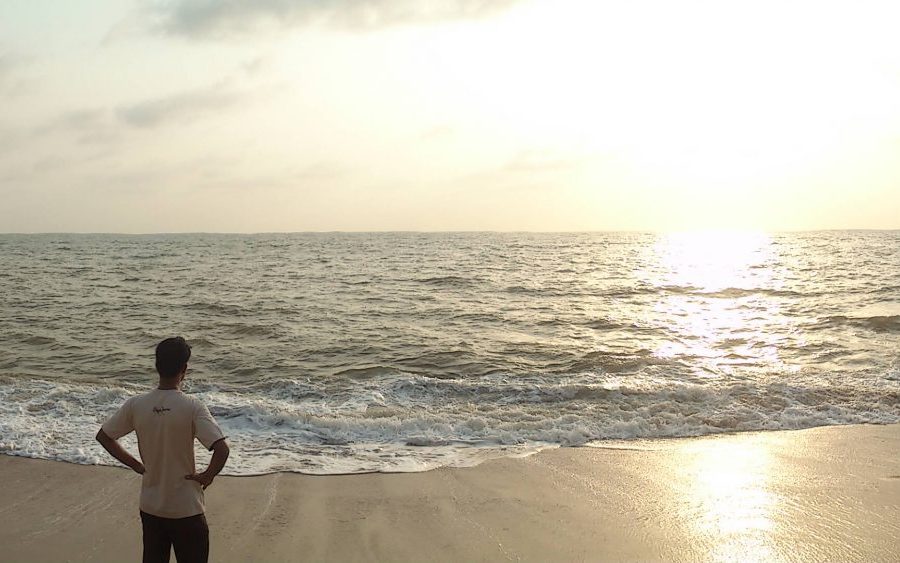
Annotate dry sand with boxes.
[2,424,899,562]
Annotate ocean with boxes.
[1,231,898,474]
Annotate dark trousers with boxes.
[140,510,209,563]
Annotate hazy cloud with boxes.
[31,155,70,174]
[27,108,125,149]
[0,51,35,98]
[40,109,110,134]
[191,160,355,194]
[241,56,267,76]
[0,52,15,82]
[503,149,585,173]
[101,13,146,46]
[10,109,92,144]
[419,124,455,141]
[150,0,522,38]
[23,75,251,154]
[291,160,354,182]
[454,148,596,194]
[116,85,244,128]
[0,123,23,156]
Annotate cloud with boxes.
[116,85,244,128]
[41,109,109,133]
[0,123,23,156]
[419,124,455,141]
[241,56,267,75]
[0,51,35,98]
[453,148,599,194]
[28,108,124,148]
[7,82,248,166]
[150,0,522,38]
[0,52,15,82]
[16,71,253,156]
[502,149,585,173]
[290,160,355,183]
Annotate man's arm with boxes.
[185,438,229,490]
[95,429,145,474]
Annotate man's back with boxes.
[102,388,224,519]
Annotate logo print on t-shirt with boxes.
[153,406,171,414]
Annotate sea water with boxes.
[1,231,898,474]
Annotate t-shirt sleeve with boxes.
[101,398,134,440]
[194,401,226,450]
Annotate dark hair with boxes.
[155,337,192,378]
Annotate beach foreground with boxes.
[2,424,898,562]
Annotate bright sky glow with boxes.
[1,0,899,232]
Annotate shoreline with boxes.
[2,423,899,561]
[6,421,898,478]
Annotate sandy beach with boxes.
[2,423,898,562]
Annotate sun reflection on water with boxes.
[650,230,777,292]
[642,231,795,377]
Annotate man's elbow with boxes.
[212,439,230,456]
[95,429,108,443]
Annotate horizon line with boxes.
[1,228,898,236]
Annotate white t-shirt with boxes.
[102,388,226,519]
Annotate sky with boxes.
[1,0,899,233]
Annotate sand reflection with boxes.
[680,439,779,562]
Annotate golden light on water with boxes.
[644,231,792,377]
[649,230,776,292]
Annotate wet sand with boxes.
[2,424,898,562]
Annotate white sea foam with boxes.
[2,371,898,475]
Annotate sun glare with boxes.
[643,231,791,377]
[410,0,900,230]
[647,231,776,292]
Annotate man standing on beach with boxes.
[96,337,230,563]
